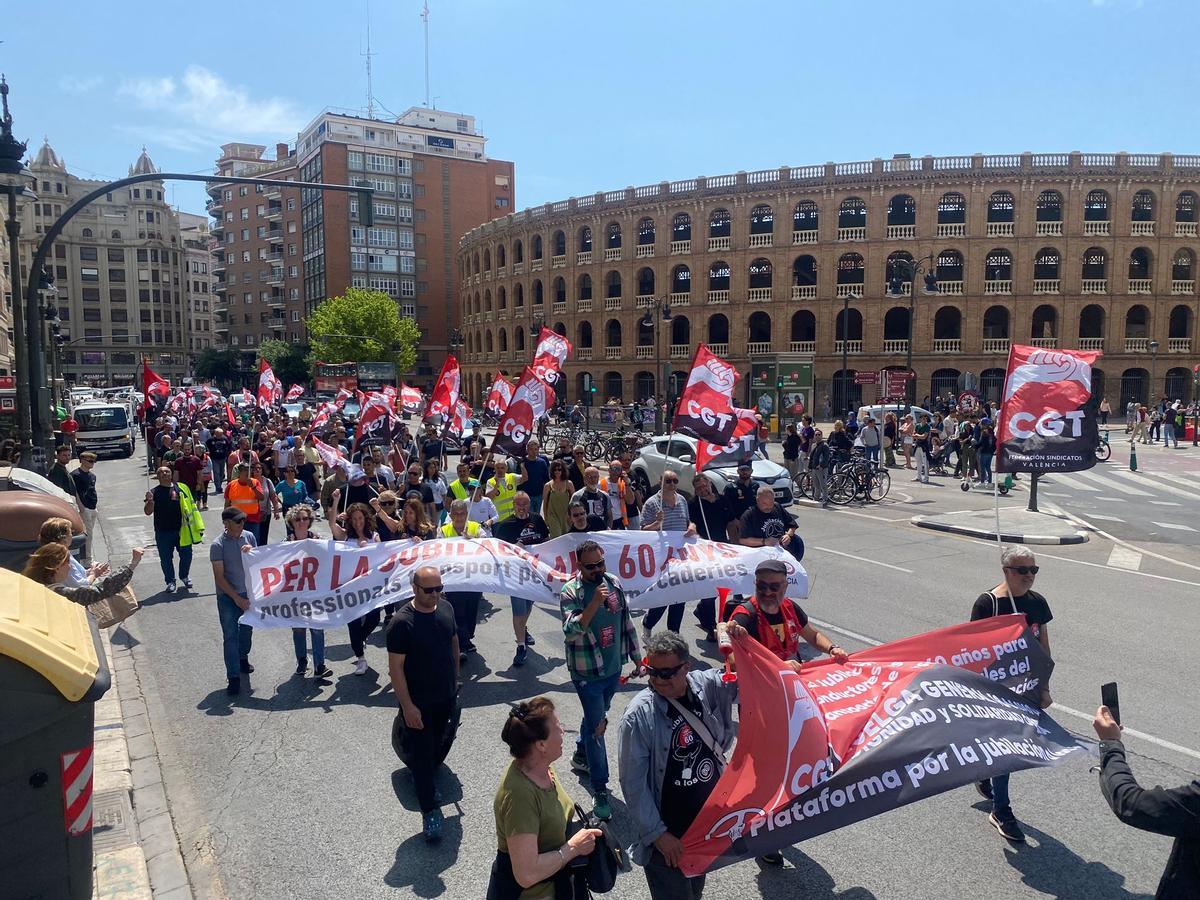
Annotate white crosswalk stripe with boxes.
[1075,469,1154,496]
[1150,500,1182,506]
[1046,472,1100,492]
[1153,522,1197,532]
[1106,545,1143,570]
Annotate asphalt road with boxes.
[90,449,1200,900]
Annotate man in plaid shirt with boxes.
[560,539,641,821]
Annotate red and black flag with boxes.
[354,392,399,449]
[492,367,555,458]
[426,355,461,424]
[672,344,740,445]
[696,407,759,471]
[142,359,170,419]
[530,327,572,384]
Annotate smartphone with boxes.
[1101,681,1121,726]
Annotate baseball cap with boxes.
[222,508,247,523]
[755,559,789,576]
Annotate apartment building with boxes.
[178,211,215,372]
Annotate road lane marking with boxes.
[808,617,1200,763]
[106,514,145,520]
[1088,514,1125,522]
[1105,545,1142,570]
[1076,470,1153,496]
[1153,522,1197,532]
[811,546,913,573]
[1045,473,1100,492]
[1149,500,1182,506]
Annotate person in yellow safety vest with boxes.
[447,461,478,503]
[486,457,520,522]
[440,498,483,657]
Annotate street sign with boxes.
[959,390,981,412]
[884,370,913,397]
[854,371,880,385]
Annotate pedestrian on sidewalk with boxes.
[560,539,642,821]
[913,414,932,484]
[492,492,549,667]
[144,466,195,592]
[48,444,78,500]
[976,421,996,485]
[285,504,330,679]
[210,507,258,696]
[387,565,460,843]
[332,502,382,676]
[900,415,915,468]
[882,413,898,468]
[809,430,832,507]
[782,423,801,480]
[969,547,1054,844]
[860,416,881,464]
[38,516,109,587]
[25,542,144,607]
[71,451,99,565]
[1099,397,1111,426]
[798,416,815,475]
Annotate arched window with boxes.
[1082,247,1108,279]
[605,270,622,298]
[930,369,961,399]
[987,191,1014,223]
[708,314,729,344]
[578,321,593,347]
[749,204,774,235]
[748,311,771,343]
[937,249,964,282]
[532,235,543,260]
[708,261,730,291]
[604,372,623,401]
[606,222,622,249]
[1131,190,1156,222]
[886,251,914,289]
[81,228,93,238]
[835,308,863,340]
[637,217,655,246]
[111,230,121,239]
[485,331,493,353]
[1120,368,1149,406]
[578,274,593,301]
[838,197,866,229]
[533,279,544,305]
[472,253,480,275]
[1034,248,1061,280]
[515,284,525,307]
[748,258,772,289]
[671,265,691,293]
[831,371,861,413]
[605,319,622,346]
[1085,190,1110,222]
[793,201,819,234]
[1172,249,1194,280]
[484,289,493,312]
[984,305,1010,339]
[985,249,1012,281]
[1125,305,1149,338]
[636,267,655,295]
[499,329,509,352]
[1175,192,1197,224]
[483,248,491,271]
[637,317,654,347]
[635,372,656,401]
[1128,248,1152,280]
[554,321,566,336]
[1033,305,1058,338]
[497,244,506,268]
[934,306,962,339]
[672,213,691,242]
[1079,304,1105,339]
[671,316,690,346]
[792,255,817,286]
[1165,367,1190,401]
[937,192,966,224]
[1036,190,1063,222]
[1169,305,1192,339]
[514,239,524,263]
[578,226,592,253]
[884,307,910,342]
[515,328,526,352]
[980,368,1006,402]
[887,194,916,226]
[836,253,864,285]
[498,286,507,309]
[790,310,816,342]
[708,209,731,238]
[552,231,565,256]
[553,277,566,303]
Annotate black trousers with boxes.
[693,597,717,632]
[643,602,684,633]
[348,608,382,658]
[447,591,482,644]
[397,698,457,813]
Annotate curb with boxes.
[93,625,193,900]
[909,514,1089,545]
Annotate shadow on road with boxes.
[383,812,465,897]
[1003,822,1152,900]
[762,846,878,899]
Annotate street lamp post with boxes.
[886,253,939,414]
[1148,340,1160,411]
[839,291,859,420]
[641,298,672,434]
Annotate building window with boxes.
[81,267,99,282]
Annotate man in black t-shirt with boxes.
[143,466,191,593]
[401,463,436,522]
[420,424,446,470]
[206,427,233,492]
[387,565,460,844]
[689,474,735,641]
[969,547,1054,846]
[737,485,804,561]
[492,491,550,667]
[723,463,757,539]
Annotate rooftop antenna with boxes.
[421,1,431,108]
[363,0,376,119]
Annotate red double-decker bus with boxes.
[314,362,358,395]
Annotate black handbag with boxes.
[565,803,631,894]
[485,850,578,900]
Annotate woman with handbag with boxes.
[23,542,144,608]
[491,697,603,900]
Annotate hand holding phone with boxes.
[1101,682,1121,726]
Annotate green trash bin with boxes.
[0,569,111,900]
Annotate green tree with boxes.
[193,348,242,389]
[257,339,310,388]
[306,288,420,375]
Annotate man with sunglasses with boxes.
[969,547,1054,845]
[560,539,642,821]
[386,565,460,843]
[618,627,747,899]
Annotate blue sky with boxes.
[1,0,1192,217]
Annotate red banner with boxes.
[697,407,758,471]
[672,344,740,445]
[531,327,572,384]
[256,359,278,418]
[399,385,423,414]
[142,360,169,418]
[354,392,399,448]
[427,355,461,423]
[285,384,306,402]
[485,376,515,416]
[492,366,555,457]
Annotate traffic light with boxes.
[356,186,374,227]
[776,378,784,390]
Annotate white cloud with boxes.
[59,75,103,94]
[119,66,305,141]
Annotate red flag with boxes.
[399,385,423,414]
[141,359,169,417]
[354,392,399,447]
[226,403,235,426]
[257,359,277,417]
[447,400,473,438]
[697,407,759,471]
[492,367,555,457]
[333,387,352,409]
[285,384,306,402]
[311,436,349,472]
[530,327,572,384]
[672,344,740,445]
[996,345,1102,474]
[381,385,397,402]
[241,388,253,406]
[427,355,461,422]
[485,376,515,416]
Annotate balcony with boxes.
[1169,338,1191,352]
[748,233,773,248]
[671,344,691,359]
[1130,221,1155,237]
[937,223,966,238]
[603,247,622,262]
[933,338,962,353]
[884,281,912,296]
[268,292,285,307]
[937,280,964,295]
[835,284,862,299]
[636,346,654,359]
[789,341,816,353]
[1084,220,1111,236]
[1079,338,1105,351]
[206,199,223,218]
[1128,278,1152,294]
[883,339,909,353]
[265,204,283,221]
[553,301,567,314]
[512,261,524,274]
[837,227,866,241]
[1033,279,1061,294]
[707,290,730,304]
[791,285,817,300]
[986,222,1014,237]
[575,251,591,265]
[578,298,592,312]
[577,347,593,361]
[748,288,773,302]
[670,240,691,254]
[211,221,225,239]
[982,338,1010,354]
[707,236,730,252]
[887,224,916,240]
[708,342,729,357]
[1036,221,1063,237]
[605,347,622,360]
[792,229,818,245]
[834,340,863,354]
[266,250,283,263]
[605,296,623,310]
[1031,337,1059,349]
[748,342,772,355]
[214,316,229,333]
[1081,279,1108,294]
[636,244,655,258]
[668,291,690,307]
[1125,337,1150,352]
[531,258,544,272]
[212,260,226,276]
[636,294,656,309]
[984,280,1013,295]
[267,269,284,285]
[269,318,286,331]
[1172,279,1195,294]
[1176,222,1197,238]
[497,265,507,276]
[551,254,566,268]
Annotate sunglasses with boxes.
[581,560,605,571]
[663,478,679,485]
[417,584,445,593]
[646,662,687,680]
[756,580,787,593]
[1004,565,1040,575]
[380,501,397,507]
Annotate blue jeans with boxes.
[154,530,192,585]
[572,672,621,793]
[864,445,879,463]
[1164,422,1177,446]
[211,457,227,492]
[990,773,1010,813]
[292,628,325,667]
[979,452,994,484]
[528,493,543,516]
[217,592,253,681]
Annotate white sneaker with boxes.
[352,657,369,676]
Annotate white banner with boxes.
[240,531,808,629]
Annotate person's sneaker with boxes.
[592,790,612,821]
[460,640,477,654]
[312,664,333,679]
[166,581,176,593]
[226,677,241,696]
[524,632,536,647]
[295,658,308,675]
[183,578,194,589]
[513,645,529,667]
[570,751,590,775]
[422,809,444,843]
[459,652,468,665]
[352,657,369,676]
[239,658,254,674]
[989,808,1027,843]
[975,780,994,802]
[758,852,785,867]
[703,629,717,643]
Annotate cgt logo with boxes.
[704,806,767,842]
[685,400,733,430]
[1009,409,1086,439]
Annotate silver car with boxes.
[629,435,794,504]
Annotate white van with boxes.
[73,401,136,457]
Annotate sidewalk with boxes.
[910,507,1089,544]
[91,624,192,899]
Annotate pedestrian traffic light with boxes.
[356,188,374,227]
[776,378,784,390]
